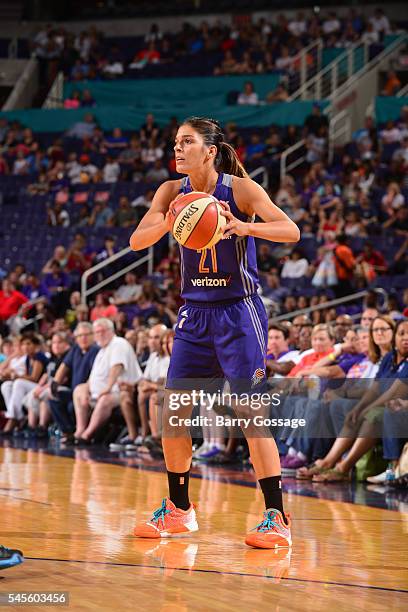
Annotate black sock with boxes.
[167,469,190,511]
[259,476,287,523]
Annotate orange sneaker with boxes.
[133,498,198,538]
[245,509,292,549]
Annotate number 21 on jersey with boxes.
[198,246,218,273]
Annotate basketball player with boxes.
[130,117,300,548]
[0,545,24,570]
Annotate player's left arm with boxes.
[222,176,300,243]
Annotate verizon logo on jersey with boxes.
[191,276,231,287]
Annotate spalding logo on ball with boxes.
[171,191,226,250]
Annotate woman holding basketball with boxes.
[130,117,299,548]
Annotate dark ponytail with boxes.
[218,141,248,178]
[183,116,248,178]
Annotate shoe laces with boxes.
[253,510,279,533]
[150,499,171,526]
[0,545,11,557]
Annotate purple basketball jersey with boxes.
[178,173,260,302]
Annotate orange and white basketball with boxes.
[171,191,226,250]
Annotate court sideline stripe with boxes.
[24,556,408,595]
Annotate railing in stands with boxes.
[280,139,305,180]
[42,71,64,109]
[328,109,351,164]
[270,288,388,323]
[285,40,324,96]
[81,246,154,305]
[250,165,268,189]
[288,39,370,102]
[397,82,408,97]
[9,297,47,334]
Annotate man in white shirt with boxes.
[322,12,341,36]
[73,317,142,443]
[113,272,142,305]
[370,9,390,35]
[103,156,121,183]
[288,12,307,37]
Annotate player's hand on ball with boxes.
[165,194,184,232]
[219,201,249,238]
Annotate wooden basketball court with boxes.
[0,446,407,611]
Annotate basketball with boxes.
[171,191,226,250]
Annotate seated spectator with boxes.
[137,324,168,443]
[103,156,120,183]
[110,197,138,228]
[24,331,71,436]
[370,8,391,35]
[288,11,307,37]
[1,332,48,433]
[235,51,255,74]
[146,159,170,183]
[246,134,266,163]
[281,249,309,279]
[88,201,114,228]
[140,113,160,143]
[381,70,401,96]
[66,113,96,139]
[40,261,70,316]
[119,137,142,169]
[266,324,301,378]
[50,322,99,443]
[381,182,405,216]
[356,242,387,280]
[102,46,125,77]
[344,210,367,238]
[93,237,118,282]
[214,50,239,75]
[237,81,259,106]
[42,246,67,274]
[12,151,30,175]
[64,90,81,109]
[81,89,96,107]
[47,200,70,228]
[141,138,164,164]
[322,12,341,36]
[288,324,335,378]
[275,46,294,71]
[256,51,275,73]
[0,336,25,383]
[380,120,402,145]
[0,279,28,337]
[131,190,154,210]
[129,41,161,69]
[384,208,408,238]
[304,103,329,136]
[266,84,289,103]
[90,293,118,322]
[72,318,142,444]
[392,135,408,165]
[71,154,98,184]
[64,291,81,328]
[362,22,379,45]
[103,128,129,154]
